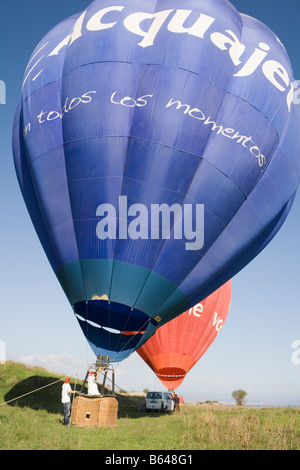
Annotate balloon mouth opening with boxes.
[156,368,187,382]
[74,299,154,361]
[73,299,151,334]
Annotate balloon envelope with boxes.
[137,280,232,390]
[13,0,300,361]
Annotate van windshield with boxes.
[146,392,162,399]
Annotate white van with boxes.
[145,391,174,412]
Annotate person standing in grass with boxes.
[61,377,75,426]
[174,394,180,412]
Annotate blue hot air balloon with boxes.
[13,0,300,362]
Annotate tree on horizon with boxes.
[232,389,247,406]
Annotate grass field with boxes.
[1,361,300,451]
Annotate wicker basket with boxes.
[71,395,118,428]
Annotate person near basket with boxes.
[87,370,101,396]
[61,377,76,425]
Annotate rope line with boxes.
[0,366,139,408]
[0,378,64,407]
[98,368,137,404]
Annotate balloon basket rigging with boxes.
[71,355,118,428]
[80,355,115,396]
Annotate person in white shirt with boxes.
[61,377,75,425]
[87,370,101,396]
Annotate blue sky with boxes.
[1,0,300,405]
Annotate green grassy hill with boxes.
[1,361,300,450]
[1,361,67,412]
[0,360,143,417]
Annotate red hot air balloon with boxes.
[137,281,232,390]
